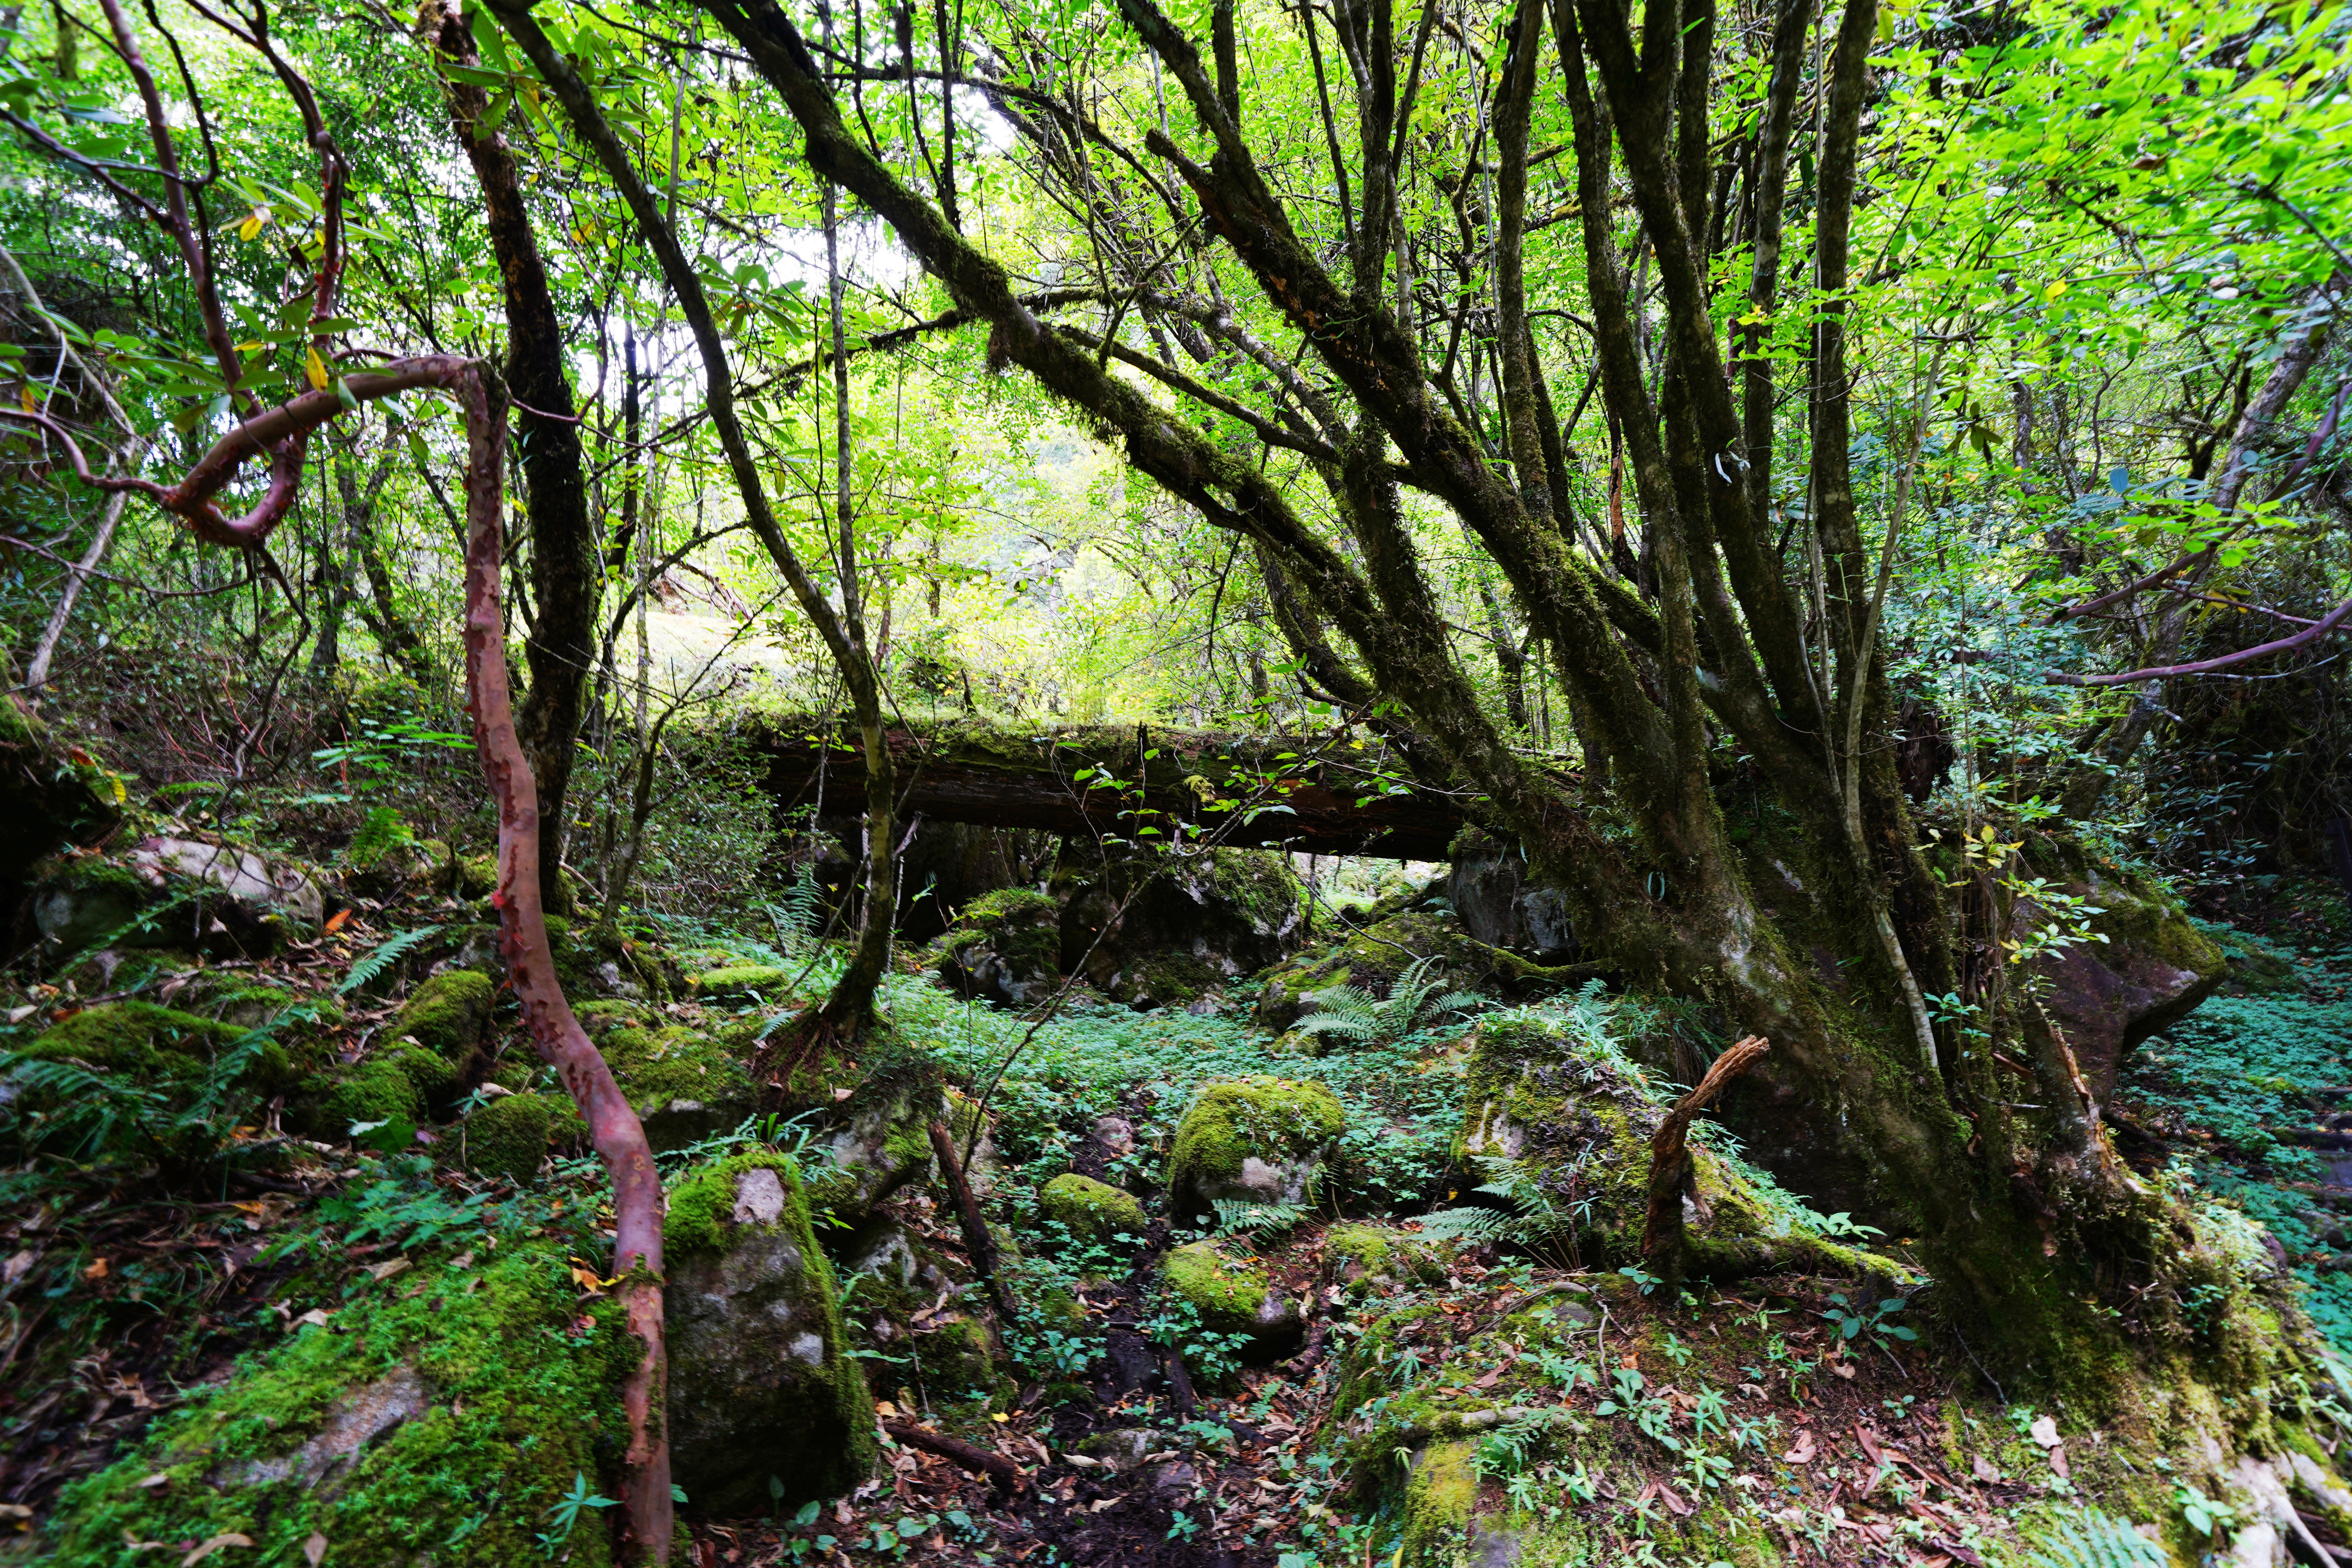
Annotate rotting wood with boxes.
[1642,1035,1771,1290]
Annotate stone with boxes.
[216,1368,433,1489]
[34,836,323,956]
[596,1023,756,1154]
[1091,1114,1136,1156]
[806,1077,943,1223]
[1161,1241,1302,1354]
[2020,843,2227,1097]
[342,808,454,898]
[1054,846,1307,1008]
[1254,907,1489,1032]
[461,1092,554,1183]
[1167,1077,1347,1226]
[1444,828,1578,963]
[0,668,123,891]
[1073,1428,1158,1474]
[664,1155,876,1512]
[932,888,1061,1007]
[1038,1172,1146,1242]
[1322,1222,1451,1298]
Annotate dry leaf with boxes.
[1065,1454,1102,1468]
[83,1256,110,1280]
[1971,1454,2002,1483]
[303,1533,328,1567]
[1655,1482,1693,1517]
[2027,1416,2061,1449]
[181,1534,254,1566]
[323,909,352,935]
[875,1401,898,1419]
[364,1259,410,1283]
[1785,1430,1817,1465]
[1472,1368,1502,1390]
[1831,1361,1856,1379]
[294,1308,332,1328]
[2047,1444,2069,1480]
[138,1473,170,1490]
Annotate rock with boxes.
[1254,907,1490,1032]
[808,1076,943,1222]
[34,835,323,956]
[1056,846,1307,1007]
[664,1156,876,1512]
[45,1243,638,1565]
[461,1091,554,1182]
[595,1022,757,1153]
[14,1003,297,1146]
[1074,1427,1159,1474]
[2020,841,2228,1097]
[1091,1114,1136,1156]
[1039,1172,1146,1241]
[388,971,494,1065]
[933,887,1062,1006]
[1445,828,1578,963]
[894,820,1056,944]
[1323,1222,1451,1298]
[1456,1010,1886,1277]
[687,964,792,1000]
[1167,1077,1348,1226]
[0,668,123,890]
[1162,1241,1301,1356]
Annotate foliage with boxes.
[1292,956,1488,1049]
[2025,1509,2168,1568]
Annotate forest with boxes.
[1,0,2350,1561]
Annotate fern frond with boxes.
[1412,1205,1516,1244]
[2028,1509,2165,1568]
[338,925,444,995]
[1212,1197,1307,1238]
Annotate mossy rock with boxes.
[312,1060,424,1138]
[455,850,497,900]
[1401,1439,1478,1564]
[1455,1010,1895,1280]
[461,1092,554,1182]
[663,1154,877,1510]
[1254,907,1488,1031]
[1324,1222,1452,1297]
[687,964,791,1000]
[599,1024,756,1152]
[1056,846,1307,1008]
[386,970,494,1067]
[27,855,156,952]
[933,887,1061,1007]
[1039,1172,1146,1242]
[0,679,125,886]
[1167,1076,1348,1224]
[42,1244,633,1566]
[21,1000,294,1091]
[1161,1240,1301,1354]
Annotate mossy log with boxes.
[741,714,1486,860]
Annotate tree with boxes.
[675,0,2332,1388]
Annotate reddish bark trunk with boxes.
[457,372,673,1563]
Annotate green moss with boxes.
[25,1001,245,1077]
[666,1150,804,1258]
[463,1093,553,1182]
[1325,1223,1449,1295]
[1039,1173,1145,1241]
[687,964,790,1000]
[387,970,494,1063]
[320,1060,423,1133]
[1167,1077,1347,1210]
[456,851,497,899]
[1201,848,1307,931]
[597,1025,753,1148]
[44,1244,632,1567]
[1401,1439,1478,1564]
[1162,1240,1270,1335]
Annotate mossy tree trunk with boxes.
[695,0,2257,1390]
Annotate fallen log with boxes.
[880,1417,1022,1492]
[743,715,1485,860]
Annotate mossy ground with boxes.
[45,1244,633,1567]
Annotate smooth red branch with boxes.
[2050,592,2352,687]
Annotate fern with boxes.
[2028,1510,2166,1568]
[1415,1154,1585,1256]
[1211,1197,1307,1238]
[338,924,445,995]
[1294,956,1489,1047]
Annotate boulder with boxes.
[460,1091,554,1182]
[44,1244,637,1567]
[1323,1222,1452,1299]
[808,1074,943,1221]
[1167,1077,1348,1226]
[596,1021,756,1153]
[1055,846,1307,1008]
[933,887,1062,1007]
[1161,1240,1302,1354]
[34,836,323,955]
[0,669,123,890]
[663,1155,876,1511]
[2019,844,2228,1097]
[1040,1172,1146,1241]
[1444,828,1578,963]
[1254,907,1490,1032]
[894,819,1056,944]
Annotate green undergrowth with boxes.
[2119,933,2352,1349]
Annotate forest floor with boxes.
[4,867,2352,1566]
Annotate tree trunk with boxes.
[434,3,597,912]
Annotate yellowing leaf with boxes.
[17,384,31,411]
[304,347,328,392]
[2043,279,2069,301]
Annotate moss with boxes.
[463,1093,553,1182]
[387,970,494,1064]
[687,964,791,1000]
[1401,1439,1478,1564]
[1162,1241,1270,1335]
[44,1244,632,1567]
[1201,848,1307,932]
[1167,1076,1347,1213]
[1039,1173,1145,1241]
[1325,1223,1450,1295]
[456,851,497,899]
[320,1060,423,1133]
[597,1025,754,1150]
[1254,907,1483,1029]
[25,1000,245,1077]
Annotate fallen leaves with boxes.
[180,1533,253,1566]
[1785,1428,1818,1465]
